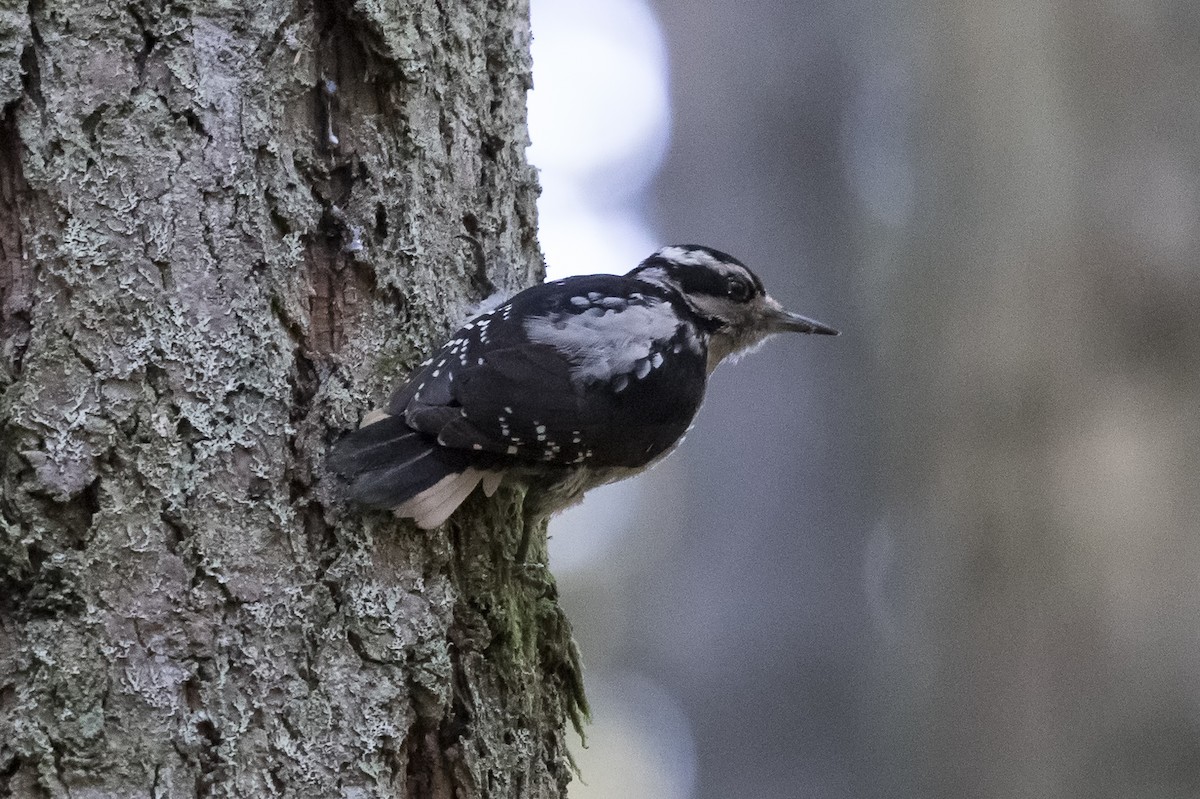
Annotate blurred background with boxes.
[527,1,1200,797]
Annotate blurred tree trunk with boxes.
[875,2,1200,797]
[0,1,582,797]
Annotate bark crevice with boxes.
[0,0,571,796]
[0,105,31,384]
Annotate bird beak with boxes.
[764,298,840,335]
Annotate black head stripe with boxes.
[629,245,764,300]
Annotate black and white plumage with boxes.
[330,245,838,529]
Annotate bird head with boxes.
[627,244,838,371]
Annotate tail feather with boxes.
[481,472,504,497]
[330,415,474,509]
[418,471,486,528]
[329,415,428,475]
[393,469,487,529]
[331,412,506,527]
[346,453,439,507]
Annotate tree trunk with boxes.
[0,1,583,797]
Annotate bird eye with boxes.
[726,278,751,302]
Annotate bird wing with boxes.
[387,277,709,469]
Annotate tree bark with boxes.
[0,1,583,797]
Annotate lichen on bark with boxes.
[0,1,582,797]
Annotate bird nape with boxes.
[329,244,838,530]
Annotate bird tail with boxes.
[328,413,499,529]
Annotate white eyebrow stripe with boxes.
[652,247,753,285]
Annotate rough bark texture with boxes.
[0,1,584,797]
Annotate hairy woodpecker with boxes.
[330,245,838,529]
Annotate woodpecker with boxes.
[330,245,838,528]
